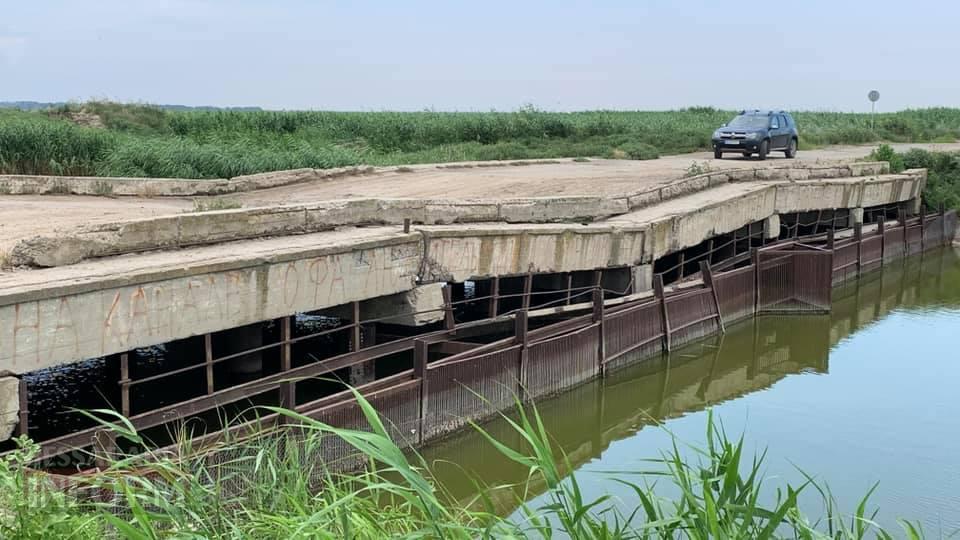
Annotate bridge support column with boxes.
[632,264,653,293]
[763,215,780,240]
[847,207,864,227]
[0,376,19,442]
[904,197,922,216]
[361,283,445,327]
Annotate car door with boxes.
[768,115,785,149]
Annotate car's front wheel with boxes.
[785,138,797,158]
[714,148,723,159]
[757,140,769,160]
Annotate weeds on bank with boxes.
[685,161,714,177]
[0,391,946,539]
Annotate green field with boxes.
[2,102,960,179]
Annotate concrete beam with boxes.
[361,283,446,327]
[419,225,646,282]
[0,377,18,442]
[0,232,421,374]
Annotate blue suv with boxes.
[712,110,798,160]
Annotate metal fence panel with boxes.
[791,252,833,312]
[526,324,600,399]
[758,252,794,310]
[923,215,943,248]
[665,288,720,349]
[884,225,905,263]
[860,234,883,274]
[312,380,422,467]
[713,265,755,324]
[603,299,662,361]
[832,241,859,284]
[946,210,959,243]
[906,223,923,255]
[423,346,521,440]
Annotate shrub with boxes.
[868,143,906,173]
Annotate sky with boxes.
[1,0,958,112]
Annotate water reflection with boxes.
[423,248,960,522]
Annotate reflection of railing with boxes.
[12,208,957,470]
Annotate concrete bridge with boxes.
[0,155,945,448]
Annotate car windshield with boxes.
[726,115,769,129]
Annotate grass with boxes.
[1,103,959,179]
[684,161,715,178]
[0,391,944,539]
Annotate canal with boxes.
[422,247,960,531]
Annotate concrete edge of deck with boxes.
[6,161,890,268]
[0,158,581,198]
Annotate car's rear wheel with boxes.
[758,140,769,160]
[714,148,723,159]
[785,138,797,158]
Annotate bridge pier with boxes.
[763,215,780,239]
[632,264,654,293]
[361,283,445,327]
[848,207,864,227]
[0,376,17,442]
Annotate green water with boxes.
[424,248,960,531]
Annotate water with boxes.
[423,248,960,532]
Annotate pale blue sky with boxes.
[1,0,957,111]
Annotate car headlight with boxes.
[712,130,722,138]
[745,132,760,140]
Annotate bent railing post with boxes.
[16,378,28,437]
[877,218,885,264]
[120,352,131,417]
[515,310,529,396]
[522,273,533,311]
[414,339,429,443]
[204,334,215,395]
[751,248,761,315]
[700,261,725,333]
[441,285,456,331]
[280,316,295,409]
[942,205,949,247]
[654,274,671,353]
[592,289,606,375]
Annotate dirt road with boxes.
[2,142,957,251]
